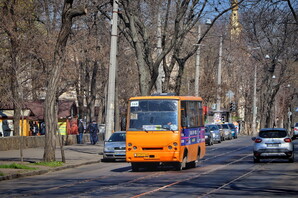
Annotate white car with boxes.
[102,131,126,161]
[252,128,294,163]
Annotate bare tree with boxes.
[0,0,39,136]
[43,0,86,162]
[98,0,244,96]
[242,1,298,128]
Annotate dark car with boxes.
[205,124,221,143]
[294,122,298,137]
[252,128,294,163]
[103,131,126,161]
[205,127,214,146]
[228,123,237,139]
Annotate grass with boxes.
[0,163,37,170]
[34,161,64,167]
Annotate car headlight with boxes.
[104,147,114,151]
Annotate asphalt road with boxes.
[0,135,297,198]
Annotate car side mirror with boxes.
[251,137,256,141]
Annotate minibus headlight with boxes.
[173,142,178,146]
[128,143,132,147]
[133,146,137,150]
[168,145,173,150]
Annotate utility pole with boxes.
[216,36,223,112]
[156,11,164,93]
[195,25,201,97]
[105,0,118,141]
[252,64,257,135]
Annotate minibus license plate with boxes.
[135,153,148,157]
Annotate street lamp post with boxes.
[286,84,292,133]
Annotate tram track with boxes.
[14,137,256,197]
[73,142,255,197]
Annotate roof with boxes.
[0,110,31,118]
[0,100,77,120]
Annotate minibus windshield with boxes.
[129,100,178,131]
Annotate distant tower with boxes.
[230,0,241,39]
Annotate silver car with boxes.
[252,128,294,163]
[221,124,232,140]
[103,131,126,161]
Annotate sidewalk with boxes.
[0,140,104,181]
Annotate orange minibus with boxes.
[126,94,205,171]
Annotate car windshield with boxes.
[222,124,229,129]
[228,124,235,129]
[259,130,287,138]
[295,123,298,127]
[207,125,218,131]
[108,133,126,142]
[205,127,210,133]
[129,100,178,131]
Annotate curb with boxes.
[0,160,100,181]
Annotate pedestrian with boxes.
[87,120,99,145]
[40,122,46,135]
[77,119,84,144]
[32,122,39,136]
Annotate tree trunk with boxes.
[10,39,21,137]
[174,58,187,96]
[43,0,86,162]
[76,61,85,119]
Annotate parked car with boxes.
[216,124,225,141]
[294,122,298,137]
[102,131,126,161]
[205,127,214,146]
[205,124,221,143]
[221,124,232,140]
[228,123,237,139]
[252,128,294,163]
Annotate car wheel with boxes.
[254,157,260,163]
[288,154,294,163]
[174,156,187,171]
[207,139,211,146]
[186,161,196,169]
